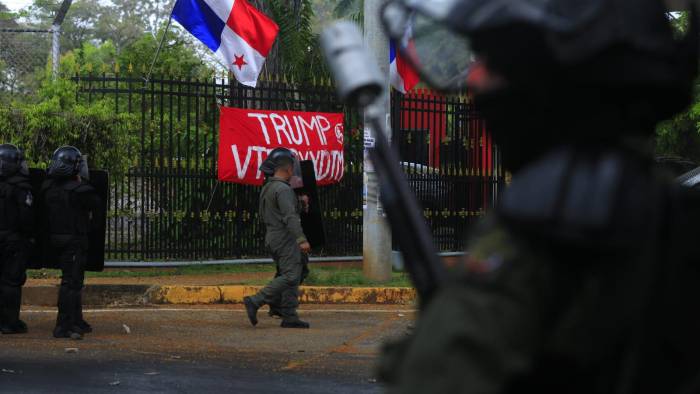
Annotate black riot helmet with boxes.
[48,146,88,179]
[259,148,303,187]
[0,144,28,177]
[382,0,699,169]
[260,148,296,176]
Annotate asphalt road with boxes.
[0,305,414,393]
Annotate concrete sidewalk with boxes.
[22,284,417,307]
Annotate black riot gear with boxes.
[0,144,28,178]
[0,145,33,334]
[0,175,34,237]
[48,146,86,179]
[40,149,103,340]
[42,179,93,239]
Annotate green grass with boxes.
[26,264,412,287]
[302,269,410,287]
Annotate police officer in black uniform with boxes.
[42,146,102,340]
[0,144,33,335]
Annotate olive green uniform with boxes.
[249,177,308,320]
[381,181,700,393]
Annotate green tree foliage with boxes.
[266,0,330,82]
[333,0,362,23]
[654,12,700,163]
[655,93,700,163]
[0,75,140,176]
[20,0,172,54]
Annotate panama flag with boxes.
[390,40,420,94]
[172,0,279,87]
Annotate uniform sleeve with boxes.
[277,186,308,244]
[13,186,34,236]
[383,224,551,394]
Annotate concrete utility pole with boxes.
[51,24,60,77]
[362,0,392,282]
[51,0,73,78]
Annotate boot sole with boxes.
[280,323,310,329]
[1,330,28,335]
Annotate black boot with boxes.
[268,306,282,318]
[1,319,27,334]
[74,293,91,333]
[0,286,26,334]
[243,297,259,326]
[281,318,310,329]
[56,283,82,339]
[75,320,92,334]
[53,325,83,340]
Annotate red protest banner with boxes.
[218,107,345,186]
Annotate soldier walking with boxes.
[0,144,33,335]
[244,148,311,329]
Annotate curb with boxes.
[146,285,417,305]
[22,285,417,306]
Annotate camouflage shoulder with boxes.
[457,215,525,277]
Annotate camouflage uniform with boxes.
[249,177,308,320]
[381,150,700,393]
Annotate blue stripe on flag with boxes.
[389,40,397,63]
[172,0,226,52]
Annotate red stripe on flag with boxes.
[395,50,420,92]
[226,0,279,57]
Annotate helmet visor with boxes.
[382,0,475,92]
[381,0,605,92]
[79,155,90,180]
[290,155,304,189]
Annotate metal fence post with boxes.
[51,24,60,78]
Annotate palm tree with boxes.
[333,0,363,24]
[256,0,329,83]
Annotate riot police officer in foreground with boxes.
[0,144,33,335]
[244,148,312,329]
[376,0,700,392]
[322,0,700,392]
[42,146,102,340]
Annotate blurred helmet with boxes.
[382,0,699,169]
[48,146,86,179]
[0,144,28,177]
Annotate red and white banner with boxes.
[218,107,345,186]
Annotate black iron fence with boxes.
[73,75,503,261]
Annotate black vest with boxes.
[0,175,31,235]
[41,179,90,237]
